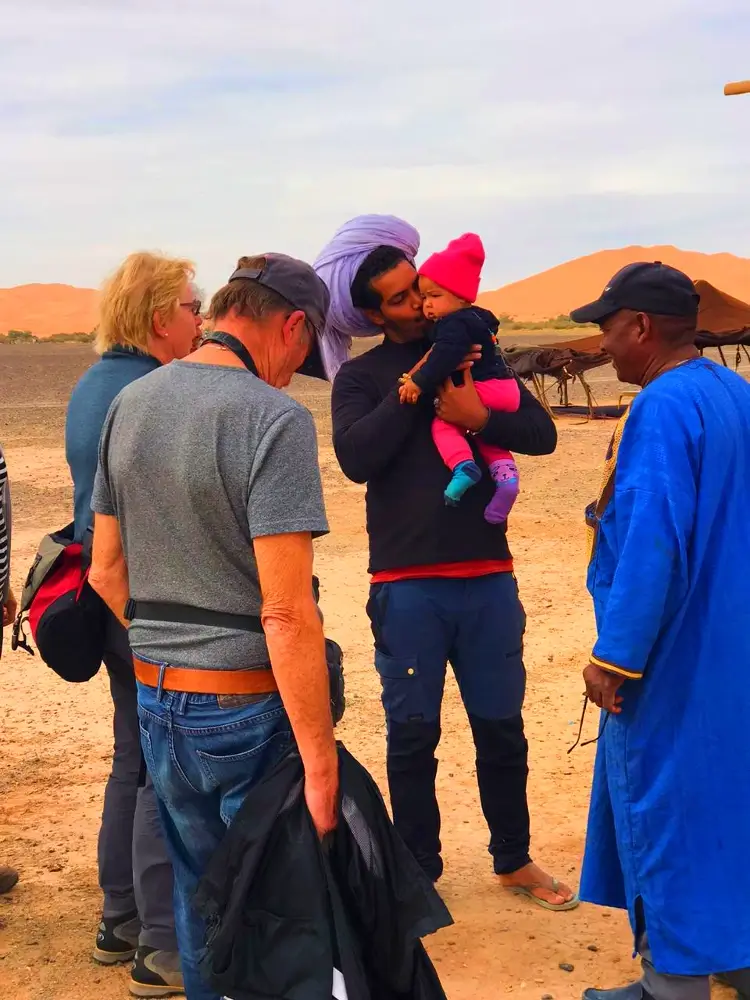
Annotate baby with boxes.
[398,233,520,523]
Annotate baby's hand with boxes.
[399,378,422,404]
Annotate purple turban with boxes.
[313,215,420,381]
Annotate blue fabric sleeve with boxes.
[592,392,698,679]
[411,315,472,393]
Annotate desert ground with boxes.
[0,343,735,1000]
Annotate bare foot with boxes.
[498,861,577,907]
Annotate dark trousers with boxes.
[632,901,750,1000]
[367,573,530,881]
[99,619,176,951]
[637,930,750,999]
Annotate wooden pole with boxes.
[725,81,750,96]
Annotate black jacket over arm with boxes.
[195,745,452,1000]
[331,337,556,574]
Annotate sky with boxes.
[1,0,749,297]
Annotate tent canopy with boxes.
[693,280,750,348]
[503,280,750,386]
[506,279,750,360]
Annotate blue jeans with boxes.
[366,573,530,880]
[137,679,292,1000]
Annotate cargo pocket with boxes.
[374,651,425,724]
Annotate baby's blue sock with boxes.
[444,460,482,506]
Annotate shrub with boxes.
[48,331,96,343]
[0,330,96,344]
[4,329,37,343]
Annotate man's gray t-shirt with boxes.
[91,360,329,670]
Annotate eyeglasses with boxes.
[179,299,202,316]
[567,693,610,754]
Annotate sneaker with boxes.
[93,911,140,965]
[129,947,185,998]
[0,866,19,895]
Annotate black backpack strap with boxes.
[124,600,264,633]
[11,614,34,656]
[126,578,322,632]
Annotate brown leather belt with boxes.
[133,656,278,695]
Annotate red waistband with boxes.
[371,558,513,584]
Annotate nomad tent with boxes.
[693,280,750,357]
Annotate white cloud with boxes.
[0,0,748,294]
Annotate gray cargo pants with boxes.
[639,932,750,1000]
[99,617,176,952]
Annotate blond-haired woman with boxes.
[65,251,198,996]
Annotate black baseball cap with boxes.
[569,262,700,325]
[228,253,331,380]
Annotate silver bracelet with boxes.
[467,407,491,436]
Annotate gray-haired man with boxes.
[90,254,337,1000]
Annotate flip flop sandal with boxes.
[504,878,580,911]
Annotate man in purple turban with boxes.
[320,216,578,910]
[313,215,420,380]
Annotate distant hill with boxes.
[0,284,98,338]
[3,247,750,336]
[478,246,750,322]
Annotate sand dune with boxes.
[478,245,750,321]
[3,245,750,336]
[0,283,98,337]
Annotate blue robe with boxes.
[581,358,750,976]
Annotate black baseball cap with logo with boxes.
[228,254,331,380]
[569,261,700,325]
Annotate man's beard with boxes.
[384,315,431,343]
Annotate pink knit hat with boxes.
[418,233,485,303]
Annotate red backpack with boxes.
[12,523,106,682]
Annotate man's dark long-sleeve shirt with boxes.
[331,337,557,574]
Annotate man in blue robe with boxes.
[570,263,750,1000]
